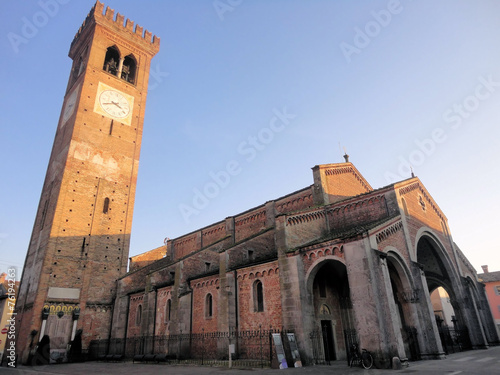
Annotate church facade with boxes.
[14,1,498,369]
[112,160,498,367]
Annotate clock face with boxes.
[62,85,80,125]
[99,90,131,119]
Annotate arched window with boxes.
[136,304,142,326]
[253,280,264,312]
[205,293,213,318]
[401,197,409,216]
[121,54,137,84]
[165,299,171,322]
[103,197,110,214]
[103,46,120,76]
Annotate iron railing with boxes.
[89,327,293,368]
[438,326,472,354]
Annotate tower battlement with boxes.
[70,1,160,56]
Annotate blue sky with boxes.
[1,0,500,278]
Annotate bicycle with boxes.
[349,343,374,369]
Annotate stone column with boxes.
[457,278,488,349]
[409,261,444,359]
[344,237,404,369]
[275,215,310,364]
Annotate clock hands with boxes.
[102,101,123,109]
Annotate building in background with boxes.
[431,287,455,327]
[478,265,500,336]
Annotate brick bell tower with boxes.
[15,1,159,363]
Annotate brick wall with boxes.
[202,222,227,248]
[234,207,267,243]
[227,229,276,270]
[127,293,144,337]
[129,246,166,272]
[397,180,454,261]
[275,187,314,215]
[236,261,282,331]
[154,286,173,336]
[326,194,389,232]
[313,163,373,205]
[191,275,220,333]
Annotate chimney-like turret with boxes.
[481,265,489,273]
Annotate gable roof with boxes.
[478,271,500,283]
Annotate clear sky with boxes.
[1,0,500,279]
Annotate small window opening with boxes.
[136,304,142,326]
[166,299,171,322]
[103,197,110,214]
[205,293,213,318]
[248,250,254,262]
[254,280,264,312]
[205,262,211,272]
[103,46,120,76]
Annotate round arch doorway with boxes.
[310,259,352,362]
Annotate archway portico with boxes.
[385,251,424,361]
[416,232,489,350]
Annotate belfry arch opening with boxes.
[309,259,352,362]
[103,46,120,76]
[121,54,136,84]
[103,46,137,84]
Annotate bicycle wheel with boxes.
[361,352,373,369]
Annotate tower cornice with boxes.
[69,1,160,59]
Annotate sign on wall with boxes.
[271,333,288,369]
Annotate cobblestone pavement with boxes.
[2,346,500,375]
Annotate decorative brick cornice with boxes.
[70,1,160,54]
[286,194,385,226]
[301,244,344,262]
[194,278,219,289]
[287,210,326,226]
[398,182,419,196]
[235,210,266,227]
[326,195,385,216]
[324,166,371,192]
[236,266,279,281]
[276,193,313,213]
[85,303,112,312]
[130,294,144,302]
[202,224,225,237]
[375,220,403,244]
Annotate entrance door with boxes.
[321,320,336,362]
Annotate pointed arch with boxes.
[121,54,137,84]
[103,46,120,76]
